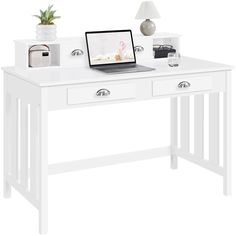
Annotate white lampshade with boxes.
[135,1,160,19]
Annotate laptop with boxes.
[85,30,155,74]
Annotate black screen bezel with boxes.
[85,29,136,67]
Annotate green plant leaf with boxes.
[40,10,44,17]
[33,15,41,19]
[49,10,56,18]
[48,5,53,12]
[34,5,60,24]
[45,10,50,19]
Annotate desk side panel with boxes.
[4,72,41,106]
[4,73,42,208]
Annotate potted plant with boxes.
[34,5,60,41]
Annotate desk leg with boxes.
[170,97,178,169]
[39,88,48,234]
[3,81,11,198]
[223,72,231,195]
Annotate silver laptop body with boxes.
[85,30,154,74]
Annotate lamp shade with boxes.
[135,1,160,19]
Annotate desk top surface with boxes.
[3,57,232,87]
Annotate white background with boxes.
[0,0,236,236]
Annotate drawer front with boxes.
[153,74,216,96]
[133,35,153,62]
[60,39,88,67]
[68,83,136,105]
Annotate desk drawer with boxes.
[153,74,217,96]
[133,36,153,62]
[60,39,88,67]
[68,83,136,105]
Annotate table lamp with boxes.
[135,1,160,36]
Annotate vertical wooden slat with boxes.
[30,105,39,197]
[194,94,204,158]
[3,83,11,197]
[11,97,19,181]
[39,88,48,234]
[170,97,178,169]
[20,101,28,189]
[180,96,190,152]
[223,72,231,195]
[209,93,220,165]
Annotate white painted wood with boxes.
[3,79,11,198]
[2,53,233,235]
[15,41,61,69]
[49,78,151,110]
[7,175,39,209]
[209,93,220,165]
[20,101,29,189]
[180,96,190,152]
[223,72,232,195]
[194,94,204,158]
[49,147,170,175]
[68,83,136,105]
[60,38,88,67]
[39,88,48,234]
[133,35,153,62]
[170,97,178,169]
[3,58,230,87]
[14,34,180,69]
[10,96,19,181]
[30,105,38,198]
[15,41,28,69]
[15,33,180,45]
[4,73,41,106]
[49,82,224,111]
[152,32,181,38]
[153,75,213,96]
[175,148,224,176]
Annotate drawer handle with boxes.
[96,88,110,97]
[71,49,84,56]
[178,81,191,88]
[134,45,144,53]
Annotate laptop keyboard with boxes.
[96,64,155,74]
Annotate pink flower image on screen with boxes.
[120,41,127,51]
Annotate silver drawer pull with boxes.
[178,81,191,88]
[71,49,84,56]
[134,45,144,53]
[96,88,110,97]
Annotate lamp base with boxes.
[140,19,156,36]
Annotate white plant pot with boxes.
[36,24,57,41]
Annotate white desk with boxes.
[3,57,232,234]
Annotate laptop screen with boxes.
[85,30,136,67]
